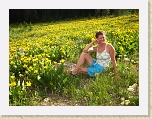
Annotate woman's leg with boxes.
[72,52,93,74]
[78,68,88,74]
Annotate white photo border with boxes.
[0,0,148,115]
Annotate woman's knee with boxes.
[81,51,88,56]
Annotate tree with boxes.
[102,9,110,16]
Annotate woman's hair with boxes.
[95,30,106,39]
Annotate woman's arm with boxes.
[83,40,97,53]
[109,44,118,78]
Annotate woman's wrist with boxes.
[92,39,97,44]
[91,41,93,44]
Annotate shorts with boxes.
[87,59,106,77]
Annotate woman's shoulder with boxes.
[106,42,113,47]
[106,43,115,50]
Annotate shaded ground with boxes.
[40,93,86,106]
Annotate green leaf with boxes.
[63,77,67,83]
[37,75,41,80]
[9,91,12,95]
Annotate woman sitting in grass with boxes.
[71,30,118,78]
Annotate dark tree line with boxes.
[9,9,139,23]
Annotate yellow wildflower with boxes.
[46,59,50,63]
[10,75,15,79]
[23,59,28,63]
[60,59,65,63]
[28,57,31,61]
[10,61,15,65]
[32,59,36,62]
[38,54,42,58]
[62,49,66,54]
[54,61,57,65]
[44,66,47,69]
[117,42,121,45]
[9,57,13,60]
[88,92,93,95]
[26,81,31,86]
[10,81,16,87]
[34,70,38,74]
[41,62,44,66]
[120,46,124,51]
[23,64,27,68]
[33,63,36,67]
[29,66,33,71]
[21,57,24,61]
[35,58,38,61]
[46,54,50,58]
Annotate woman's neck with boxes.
[99,42,106,46]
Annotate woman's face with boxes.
[96,35,105,44]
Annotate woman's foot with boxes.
[71,71,78,77]
[71,67,82,74]
[71,70,77,75]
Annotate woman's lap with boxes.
[87,59,106,77]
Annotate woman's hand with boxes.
[83,39,97,52]
[92,39,98,44]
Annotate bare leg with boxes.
[72,52,93,74]
[79,68,88,74]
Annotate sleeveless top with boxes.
[96,43,111,68]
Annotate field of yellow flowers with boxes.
[9,14,139,106]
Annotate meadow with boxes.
[9,14,139,106]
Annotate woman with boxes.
[71,30,118,78]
